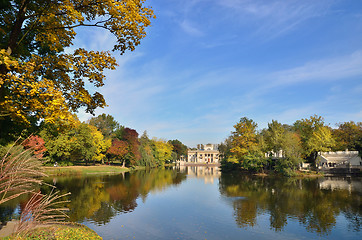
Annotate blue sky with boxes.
[76,0,362,148]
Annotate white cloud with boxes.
[245,50,362,99]
[272,51,362,85]
[179,19,204,37]
[216,0,334,39]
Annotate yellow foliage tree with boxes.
[230,117,259,159]
[89,125,111,164]
[0,0,155,127]
[152,138,173,166]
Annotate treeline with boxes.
[0,114,188,167]
[219,115,362,176]
[219,174,360,234]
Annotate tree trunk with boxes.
[0,0,29,117]
[7,0,29,54]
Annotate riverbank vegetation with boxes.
[0,113,188,169]
[4,223,102,240]
[219,115,361,176]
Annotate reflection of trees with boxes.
[0,194,29,224]
[45,168,187,225]
[233,200,257,227]
[219,173,362,235]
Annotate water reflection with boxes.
[318,177,362,193]
[175,166,221,184]
[219,173,362,234]
[0,167,361,239]
[48,168,187,225]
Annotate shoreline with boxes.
[42,165,131,176]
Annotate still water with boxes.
[1,166,362,239]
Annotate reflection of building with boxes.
[317,150,362,168]
[176,166,221,184]
[319,177,362,193]
[187,144,220,163]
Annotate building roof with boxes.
[318,151,360,163]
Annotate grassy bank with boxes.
[43,165,130,176]
[4,223,102,240]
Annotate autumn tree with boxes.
[228,117,265,171]
[306,126,335,157]
[152,138,173,166]
[107,139,128,166]
[88,125,111,164]
[230,117,258,159]
[332,121,362,153]
[22,135,46,158]
[122,128,140,166]
[0,0,155,133]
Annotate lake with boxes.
[1,166,361,239]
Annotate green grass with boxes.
[4,224,102,240]
[43,165,129,176]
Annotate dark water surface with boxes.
[1,166,361,239]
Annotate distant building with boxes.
[317,150,362,168]
[187,144,220,164]
[265,150,284,159]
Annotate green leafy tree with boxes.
[139,131,155,167]
[265,120,286,154]
[88,114,120,139]
[42,122,98,165]
[274,132,303,176]
[218,136,233,161]
[293,115,335,164]
[241,151,266,172]
[69,123,97,165]
[168,139,187,160]
[263,120,303,175]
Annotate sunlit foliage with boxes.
[152,138,173,166]
[0,0,155,130]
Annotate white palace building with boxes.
[187,144,220,164]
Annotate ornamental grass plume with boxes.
[0,142,46,205]
[15,190,70,236]
[0,140,70,237]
